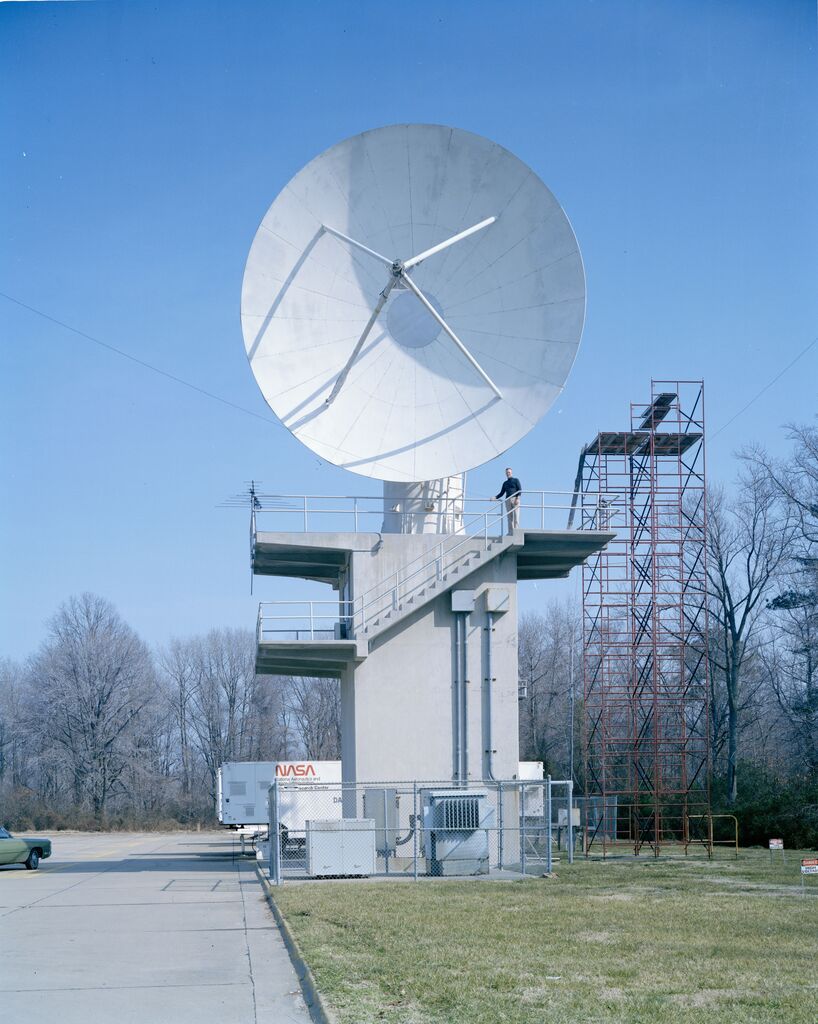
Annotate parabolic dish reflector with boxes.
[241,124,585,482]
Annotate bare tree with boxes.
[750,425,818,772]
[186,628,256,797]
[752,425,818,550]
[518,602,580,775]
[0,659,29,790]
[182,629,290,799]
[5,604,309,826]
[26,594,156,818]
[758,615,817,772]
[706,470,793,802]
[159,638,198,798]
[283,676,341,759]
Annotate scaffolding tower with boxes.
[580,380,711,855]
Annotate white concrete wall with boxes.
[350,533,440,602]
[341,542,520,784]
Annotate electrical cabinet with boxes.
[305,819,376,877]
[363,788,400,855]
[422,790,493,875]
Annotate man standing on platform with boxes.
[495,467,522,534]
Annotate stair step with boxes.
[360,531,513,638]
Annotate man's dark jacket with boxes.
[495,477,522,500]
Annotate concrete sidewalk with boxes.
[0,831,311,1024]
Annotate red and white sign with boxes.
[801,858,818,875]
[769,838,784,850]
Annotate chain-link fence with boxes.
[262,777,577,883]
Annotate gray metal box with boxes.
[363,788,399,855]
[451,590,476,613]
[305,819,376,877]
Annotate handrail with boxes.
[686,813,739,859]
[243,489,587,501]
[244,490,626,533]
[250,489,624,642]
[351,500,510,633]
[255,506,510,641]
[352,490,624,635]
[257,600,355,642]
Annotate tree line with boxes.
[1,424,814,842]
[0,611,340,829]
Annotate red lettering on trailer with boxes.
[276,764,317,777]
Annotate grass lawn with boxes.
[273,850,818,1024]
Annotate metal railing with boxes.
[257,501,509,644]
[354,499,509,635]
[253,490,623,645]
[256,524,500,648]
[248,490,624,534]
[257,601,354,642]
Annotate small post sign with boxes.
[801,857,818,895]
[769,837,785,862]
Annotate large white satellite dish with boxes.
[241,124,585,482]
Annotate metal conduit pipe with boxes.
[464,614,469,782]
[484,610,496,780]
[454,612,462,783]
[567,779,575,864]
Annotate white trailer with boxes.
[217,761,342,830]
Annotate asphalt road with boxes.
[0,831,311,1024]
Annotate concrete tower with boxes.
[253,508,611,783]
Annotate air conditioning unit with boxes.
[422,790,493,876]
[305,819,376,877]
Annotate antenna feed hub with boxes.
[391,259,404,277]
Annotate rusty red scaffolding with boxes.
[581,380,711,856]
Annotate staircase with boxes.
[353,513,516,644]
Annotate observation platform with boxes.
[252,534,354,585]
[246,491,614,677]
[255,638,366,679]
[515,530,615,580]
[586,430,702,457]
[252,527,613,584]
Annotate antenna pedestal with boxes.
[381,476,466,534]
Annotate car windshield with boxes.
[0,827,10,839]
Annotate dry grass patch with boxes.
[274,849,818,1024]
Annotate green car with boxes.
[0,826,52,870]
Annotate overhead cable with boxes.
[0,290,281,429]
[711,334,818,441]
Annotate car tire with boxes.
[25,849,39,871]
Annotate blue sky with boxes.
[2,0,816,660]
